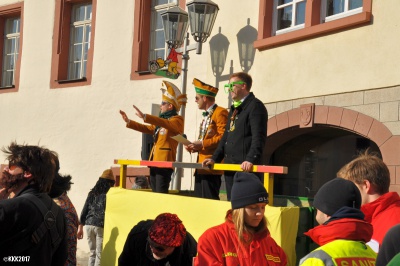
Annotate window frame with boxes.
[254,0,372,51]
[131,0,186,80]
[149,0,178,63]
[322,0,363,23]
[50,0,96,89]
[273,0,306,36]
[0,2,23,94]
[2,17,20,88]
[68,3,92,80]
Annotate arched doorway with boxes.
[265,104,400,198]
[269,126,380,198]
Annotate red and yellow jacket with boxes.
[194,212,287,266]
[126,114,183,164]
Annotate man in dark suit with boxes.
[202,72,268,200]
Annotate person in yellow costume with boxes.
[184,78,228,200]
[120,81,187,193]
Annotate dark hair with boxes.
[49,173,73,198]
[86,178,114,202]
[2,142,56,193]
[230,72,253,91]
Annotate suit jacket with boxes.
[197,105,228,175]
[126,114,184,164]
[212,92,268,165]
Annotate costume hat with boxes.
[148,213,186,247]
[100,169,115,181]
[231,172,269,209]
[313,178,361,216]
[161,81,187,112]
[193,78,218,97]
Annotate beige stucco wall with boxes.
[0,0,399,260]
[250,0,400,102]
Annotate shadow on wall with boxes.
[209,18,257,107]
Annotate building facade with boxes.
[0,0,399,256]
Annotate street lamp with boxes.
[160,6,189,49]
[160,0,219,190]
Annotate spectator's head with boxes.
[87,169,115,198]
[100,169,115,185]
[337,150,390,202]
[132,176,149,189]
[1,142,56,193]
[148,213,186,260]
[231,172,269,210]
[313,178,361,224]
[229,172,269,243]
[161,81,187,112]
[49,173,73,198]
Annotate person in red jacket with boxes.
[337,150,400,252]
[194,172,287,266]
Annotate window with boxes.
[68,3,92,80]
[322,0,363,22]
[0,3,23,93]
[2,17,20,87]
[131,0,184,80]
[50,0,96,88]
[149,0,178,62]
[254,0,372,50]
[274,0,306,35]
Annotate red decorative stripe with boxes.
[140,160,174,168]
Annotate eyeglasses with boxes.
[224,81,246,93]
[160,101,169,106]
[147,237,167,252]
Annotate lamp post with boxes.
[160,0,219,190]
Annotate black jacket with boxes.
[0,186,67,266]
[212,92,268,165]
[80,193,107,227]
[376,224,400,266]
[118,220,197,266]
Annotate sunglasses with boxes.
[224,81,246,93]
[8,163,20,171]
[147,237,167,252]
[160,101,169,106]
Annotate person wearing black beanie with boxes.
[194,172,287,266]
[313,177,361,218]
[300,178,377,265]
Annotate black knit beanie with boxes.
[231,172,269,209]
[313,178,361,216]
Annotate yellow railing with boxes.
[114,159,288,205]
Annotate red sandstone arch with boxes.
[266,105,400,193]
